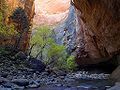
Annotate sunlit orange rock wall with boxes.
[73,0,120,65]
[0,0,35,51]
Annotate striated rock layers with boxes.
[73,0,120,65]
[0,0,35,51]
[33,0,70,26]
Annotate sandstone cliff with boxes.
[73,0,120,65]
[0,0,35,51]
[33,0,70,26]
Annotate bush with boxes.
[47,43,68,70]
[67,55,77,71]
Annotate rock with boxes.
[54,70,67,76]
[0,87,12,90]
[1,0,35,51]
[0,73,8,78]
[41,72,49,76]
[0,77,9,84]
[34,0,70,25]
[12,79,29,86]
[28,80,40,88]
[15,52,27,60]
[73,0,120,65]
[77,85,98,90]
[110,66,120,82]
[28,84,39,88]
[28,58,46,72]
[2,82,24,89]
[3,82,13,88]
[54,4,76,53]
[56,84,62,87]
[107,82,120,90]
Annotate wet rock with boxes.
[12,79,29,86]
[15,52,27,60]
[3,82,13,88]
[77,85,98,90]
[28,80,40,88]
[0,77,9,84]
[0,73,8,78]
[28,58,46,72]
[56,84,63,87]
[107,82,120,90]
[54,70,67,76]
[0,87,11,90]
[2,82,24,89]
[110,66,120,82]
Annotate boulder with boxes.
[110,66,120,82]
[15,51,27,60]
[12,79,29,86]
[28,58,46,72]
[0,77,9,84]
[107,82,120,90]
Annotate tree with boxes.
[30,26,68,69]
[30,26,53,59]
[30,26,78,71]
[10,7,30,49]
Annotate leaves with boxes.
[67,55,77,71]
[30,26,69,70]
[0,1,17,37]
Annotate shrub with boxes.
[67,55,77,71]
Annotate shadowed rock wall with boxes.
[73,0,120,65]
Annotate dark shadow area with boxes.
[78,57,118,74]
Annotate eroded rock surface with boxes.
[73,0,120,65]
[54,3,76,53]
[34,0,70,26]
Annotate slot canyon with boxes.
[0,0,120,90]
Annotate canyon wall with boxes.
[54,3,76,53]
[0,0,35,51]
[73,0,120,65]
[33,0,70,26]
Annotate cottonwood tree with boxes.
[30,26,68,69]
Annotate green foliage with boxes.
[47,44,68,69]
[31,26,52,48]
[67,55,77,71]
[30,26,53,58]
[30,26,67,69]
[0,1,17,37]
[30,26,77,71]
